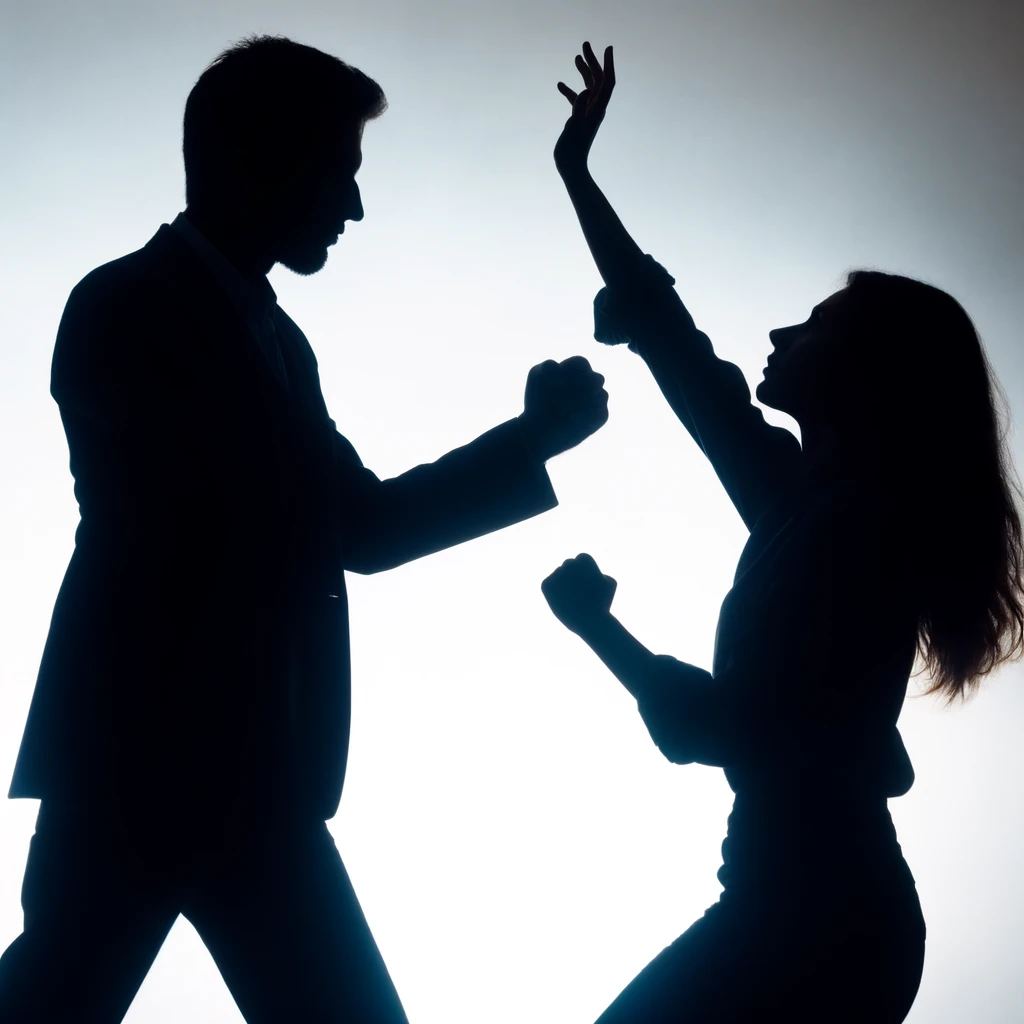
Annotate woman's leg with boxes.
[594,901,764,1024]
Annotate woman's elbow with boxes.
[645,723,701,766]
[656,741,698,766]
[648,728,732,768]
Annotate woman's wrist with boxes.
[627,331,668,358]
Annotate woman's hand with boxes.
[542,553,617,636]
[554,41,615,179]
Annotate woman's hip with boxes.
[594,881,925,1024]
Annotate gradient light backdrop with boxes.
[3,2,1022,1021]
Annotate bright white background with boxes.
[3,2,1022,1021]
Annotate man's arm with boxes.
[338,356,608,574]
[336,419,556,574]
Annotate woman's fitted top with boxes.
[595,258,920,893]
[712,474,919,892]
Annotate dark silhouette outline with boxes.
[0,36,609,1022]
[542,41,1023,1023]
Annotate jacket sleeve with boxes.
[632,492,917,792]
[594,256,802,530]
[333,420,558,574]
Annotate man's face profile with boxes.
[274,126,366,276]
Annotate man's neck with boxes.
[184,206,275,278]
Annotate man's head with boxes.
[183,36,386,274]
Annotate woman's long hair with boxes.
[841,270,1023,700]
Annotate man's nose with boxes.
[347,185,364,223]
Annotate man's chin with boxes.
[278,244,330,276]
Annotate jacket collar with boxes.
[143,222,291,402]
[168,212,278,326]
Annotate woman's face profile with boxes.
[757,287,853,423]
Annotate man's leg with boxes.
[185,811,408,1024]
[0,801,179,1024]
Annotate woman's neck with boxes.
[799,420,844,481]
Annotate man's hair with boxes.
[183,35,387,208]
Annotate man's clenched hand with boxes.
[518,355,609,461]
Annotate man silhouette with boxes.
[0,36,607,1023]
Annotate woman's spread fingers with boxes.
[557,81,578,104]
[575,53,595,89]
[603,44,615,83]
[582,40,603,80]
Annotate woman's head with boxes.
[760,273,994,443]
[759,270,1023,699]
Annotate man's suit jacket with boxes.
[10,224,557,821]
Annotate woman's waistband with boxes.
[717,791,916,894]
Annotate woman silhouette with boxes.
[542,43,1024,1023]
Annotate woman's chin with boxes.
[755,376,784,411]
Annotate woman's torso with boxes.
[710,473,920,897]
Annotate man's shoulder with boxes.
[53,228,201,393]
[68,227,181,318]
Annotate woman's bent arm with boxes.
[575,617,726,766]
[541,553,728,766]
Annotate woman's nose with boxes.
[769,324,797,349]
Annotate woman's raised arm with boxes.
[554,43,801,529]
[554,43,647,287]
